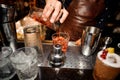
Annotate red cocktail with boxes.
[52,32,70,53]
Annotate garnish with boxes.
[100,49,108,59]
[107,47,114,54]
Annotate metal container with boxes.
[81,26,102,56]
[0,4,17,52]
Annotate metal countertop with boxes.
[40,41,97,69]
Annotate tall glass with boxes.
[24,25,44,66]
[52,32,70,54]
[10,47,39,80]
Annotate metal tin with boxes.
[81,26,101,56]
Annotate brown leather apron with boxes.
[59,0,105,41]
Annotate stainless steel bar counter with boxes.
[41,41,96,69]
[10,41,120,80]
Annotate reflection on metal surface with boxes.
[118,43,120,48]
[40,43,96,69]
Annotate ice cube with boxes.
[1,47,12,58]
[0,58,9,67]
[10,51,28,63]
[0,65,11,74]
[12,62,30,72]
[10,48,37,72]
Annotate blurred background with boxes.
[0,0,120,52]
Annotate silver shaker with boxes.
[81,26,101,56]
[0,4,17,52]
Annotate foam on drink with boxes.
[93,47,120,80]
[98,51,120,68]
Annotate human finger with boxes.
[50,1,62,23]
[59,8,69,23]
[42,3,55,21]
[55,9,63,22]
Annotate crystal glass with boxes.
[52,32,70,54]
[10,47,39,80]
[0,47,16,80]
[24,25,44,66]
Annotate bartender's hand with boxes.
[42,0,69,23]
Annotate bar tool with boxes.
[0,4,17,52]
[81,26,102,56]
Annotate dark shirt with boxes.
[36,0,72,8]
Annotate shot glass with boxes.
[24,25,44,66]
[10,47,39,80]
[0,47,16,80]
[52,32,70,53]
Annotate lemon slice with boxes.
[107,47,115,54]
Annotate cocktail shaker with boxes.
[0,4,17,52]
[81,26,102,56]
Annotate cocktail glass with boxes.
[10,47,39,80]
[0,47,16,80]
[52,32,70,54]
[93,51,120,80]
